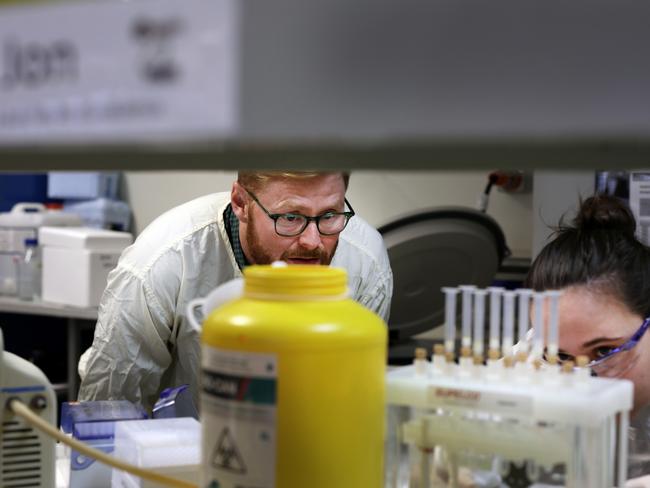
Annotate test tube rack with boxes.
[385,286,633,488]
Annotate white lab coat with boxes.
[78,192,393,412]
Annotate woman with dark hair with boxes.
[526,194,650,481]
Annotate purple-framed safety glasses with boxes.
[584,316,650,376]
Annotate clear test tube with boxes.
[442,287,459,356]
[531,292,545,360]
[516,289,533,356]
[487,287,504,352]
[502,291,516,357]
[473,289,488,360]
[546,290,562,361]
[459,285,476,350]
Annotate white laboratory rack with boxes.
[385,286,634,488]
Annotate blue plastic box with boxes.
[61,400,147,488]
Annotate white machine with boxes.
[0,327,56,488]
[385,286,633,487]
[0,325,197,488]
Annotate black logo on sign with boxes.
[211,427,247,474]
[131,17,182,83]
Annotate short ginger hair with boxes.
[237,171,350,193]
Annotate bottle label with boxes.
[201,346,277,488]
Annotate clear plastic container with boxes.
[0,203,81,296]
[385,356,633,487]
[17,238,41,301]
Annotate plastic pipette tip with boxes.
[431,344,447,373]
[487,348,500,361]
[503,356,514,368]
[445,351,455,363]
[460,346,472,358]
[516,351,528,363]
[473,353,484,365]
[574,355,591,382]
[561,360,575,374]
[532,358,543,371]
[414,347,429,376]
[546,354,559,366]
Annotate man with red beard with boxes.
[78,171,393,412]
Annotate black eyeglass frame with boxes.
[244,188,356,237]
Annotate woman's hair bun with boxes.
[572,194,636,237]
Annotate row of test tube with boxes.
[403,286,628,488]
[438,285,566,368]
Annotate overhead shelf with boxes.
[2,137,650,171]
[2,0,650,169]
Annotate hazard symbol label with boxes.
[212,427,247,474]
[201,347,277,488]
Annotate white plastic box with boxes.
[39,227,132,308]
[111,418,200,488]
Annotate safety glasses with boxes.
[550,316,650,377]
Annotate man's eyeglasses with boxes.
[244,188,355,237]
[547,316,650,377]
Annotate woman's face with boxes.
[557,286,650,415]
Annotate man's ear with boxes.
[231,182,249,224]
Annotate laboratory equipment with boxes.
[487,287,504,355]
[17,237,41,301]
[385,285,633,488]
[501,290,515,358]
[378,207,508,365]
[442,288,459,358]
[472,289,487,362]
[516,289,532,360]
[459,285,475,353]
[111,418,201,488]
[546,290,562,362]
[531,291,545,360]
[189,264,387,488]
[0,203,81,296]
[0,327,56,488]
[60,400,148,488]
[39,226,132,307]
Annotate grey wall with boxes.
[531,171,595,258]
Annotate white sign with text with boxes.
[0,0,239,144]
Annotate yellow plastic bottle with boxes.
[200,264,387,488]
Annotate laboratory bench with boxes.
[0,295,97,402]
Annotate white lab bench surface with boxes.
[0,295,97,401]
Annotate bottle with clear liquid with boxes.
[18,238,41,301]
